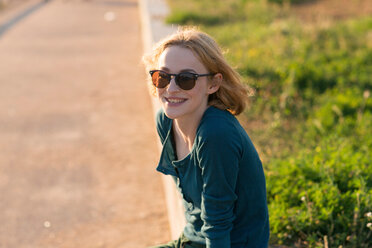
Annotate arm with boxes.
[197,126,241,248]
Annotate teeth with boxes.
[167,98,185,103]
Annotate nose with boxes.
[167,76,180,92]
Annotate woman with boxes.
[143,27,269,248]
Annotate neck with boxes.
[173,106,209,149]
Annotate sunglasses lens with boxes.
[152,71,170,88]
[176,73,196,90]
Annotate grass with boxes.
[165,0,372,247]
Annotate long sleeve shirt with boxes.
[156,106,269,248]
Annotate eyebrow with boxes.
[159,67,197,73]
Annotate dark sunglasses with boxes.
[149,70,215,90]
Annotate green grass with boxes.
[165,0,372,247]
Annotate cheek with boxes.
[156,88,165,97]
[192,80,209,96]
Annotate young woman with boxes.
[143,27,269,248]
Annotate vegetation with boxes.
[166,0,372,247]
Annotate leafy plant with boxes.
[165,0,372,246]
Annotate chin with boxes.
[162,107,184,120]
[160,99,188,120]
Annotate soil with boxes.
[291,0,372,22]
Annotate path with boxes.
[0,0,170,247]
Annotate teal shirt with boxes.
[156,106,269,248]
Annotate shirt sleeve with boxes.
[196,121,242,248]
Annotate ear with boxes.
[207,73,222,95]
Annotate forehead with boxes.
[157,46,207,72]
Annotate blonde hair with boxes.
[143,27,248,115]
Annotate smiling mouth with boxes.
[165,97,187,104]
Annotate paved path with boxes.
[0,0,170,247]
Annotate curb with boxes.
[0,0,50,37]
[138,0,185,240]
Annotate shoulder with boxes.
[196,107,243,147]
[196,107,262,165]
[156,109,172,141]
[198,107,240,137]
[156,108,168,127]
[195,107,245,165]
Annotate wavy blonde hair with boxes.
[143,27,248,115]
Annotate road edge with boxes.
[138,0,185,241]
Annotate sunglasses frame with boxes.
[149,70,215,90]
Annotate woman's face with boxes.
[156,46,216,121]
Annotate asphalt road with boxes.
[0,0,170,247]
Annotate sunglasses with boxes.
[149,70,215,90]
